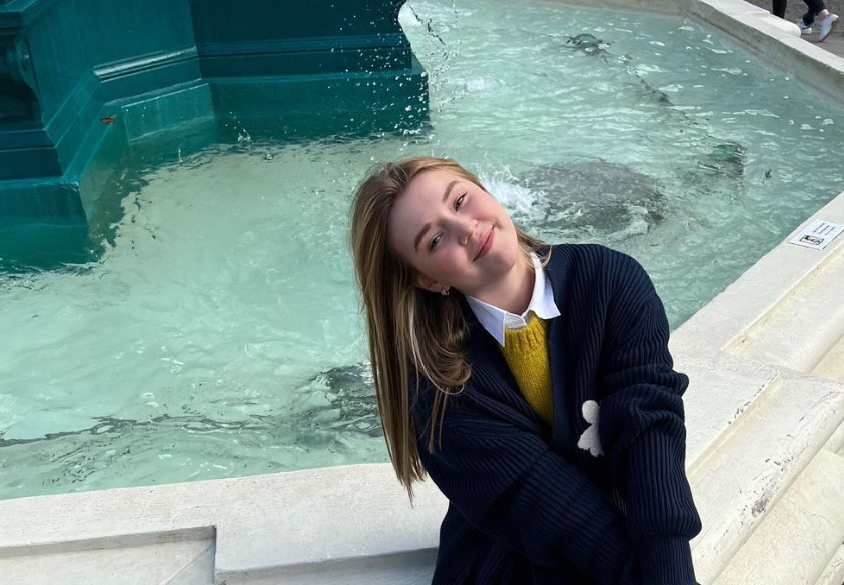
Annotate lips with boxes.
[473,227,494,261]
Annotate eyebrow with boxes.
[413,180,460,253]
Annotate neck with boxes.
[472,253,534,315]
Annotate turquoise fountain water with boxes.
[1,0,843,499]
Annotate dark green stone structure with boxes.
[0,0,428,223]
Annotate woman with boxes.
[349,156,702,585]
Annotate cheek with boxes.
[503,216,519,241]
[439,251,460,271]
[439,249,466,276]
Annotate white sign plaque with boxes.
[789,219,844,251]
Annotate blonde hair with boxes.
[348,156,550,502]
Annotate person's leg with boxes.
[802,0,826,25]
[805,0,839,42]
[802,8,815,25]
[773,0,787,18]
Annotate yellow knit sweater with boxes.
[500,314,554,425]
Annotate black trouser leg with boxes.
[802,0,826,25]
[773,0,787,18]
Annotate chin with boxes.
[499,233,522,266]
[486,246,519,276]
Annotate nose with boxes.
[460,218,477,246]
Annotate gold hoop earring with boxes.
[441,287,450,296]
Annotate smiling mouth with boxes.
[474,227,494,261]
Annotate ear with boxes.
[415,274,443,293]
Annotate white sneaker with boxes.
[796,19,812,34]
[818,13,838,42]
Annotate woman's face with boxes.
[387,169,521,297]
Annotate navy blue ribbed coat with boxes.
[410,243,702,585]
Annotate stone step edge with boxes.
[711,448,844,584]
[215,548,438,585]
[688,368,844,584]
[814,544,844,585]
[0,526,215,559]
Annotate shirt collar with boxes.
[465,252,561,347]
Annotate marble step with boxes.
[711,446,844,585]
[688,369,844,584]
[814,544,844,585]
[0,534,214,585]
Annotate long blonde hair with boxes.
[348,156,549,502]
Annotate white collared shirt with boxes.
[466,253,561,347]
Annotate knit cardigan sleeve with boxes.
[413,383,639,585]
[598,251,703,585]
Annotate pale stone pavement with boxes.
[746,0,844,57]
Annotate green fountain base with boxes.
[0,0,427,224]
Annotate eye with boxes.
[430,193,467,251]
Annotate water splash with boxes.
[400,0,463,111]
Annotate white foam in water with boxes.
[478,171,541,218]
[2,0,844,499]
